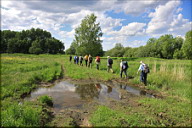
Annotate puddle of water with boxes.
[118,84,155,98]
[25,80,155,112]
[25,81,120,112]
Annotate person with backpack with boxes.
[74,55,77,64]
[79,56,83,66]
[84,55,89,67]
[76,56,79,65]
[69,55,72,63]
[88,54,93,68]
[95,56,100,70]
[107,56,113,73]
[120,59,128,78]
[137,61,150,85]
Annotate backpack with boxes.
[122,61,128,70]
[144,64,150,73]
[84,55,88,60]
[89,56,92,61]
[76,56,79,61]
[96,56,100,62]
[80,56,83,61]
[108,58,113,65]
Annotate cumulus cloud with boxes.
[146,1,181,34]
[126,40,146,48]
[110,22,146,36]
[1,0,191,50]
[146,0,191,37]
[112,0,167,15]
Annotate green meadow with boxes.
[1,53,191,127]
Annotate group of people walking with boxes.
[69,55,149,85]
[70,54,99,69]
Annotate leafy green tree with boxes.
[1,28,64,54]
[73,13,103,56]
[144,38,157,57]
[155,35,175,59]
[173,49,183,59]
[29,40,43,54]
[182,30,192,59]
[7,38,18,53]
[65,41,77,55]
[1,30,17,53]
[105,43,125,57]
[174,36,183,50]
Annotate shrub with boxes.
[38,95,53,107]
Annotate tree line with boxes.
[1,28,65,54]
[65,13,191,60]
[105,30,192,59]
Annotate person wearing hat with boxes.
[107,56,113,73]
[137,61,147,85]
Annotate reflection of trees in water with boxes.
[140,90,146,95]
[75,84,99,100]
[120,84,126,90]
[107,86,112,93]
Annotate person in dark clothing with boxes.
[120,60,128,78]
[69,55,72,62]
[84,55,88,67]
[107,56,113,73]
[76,56,79,64]
[74,56,77,64]
[88,54,93,68]
[79,56,83,66]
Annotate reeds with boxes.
[172,64,185,80]
[153,61,157,73]
[159,62,167,73]
[178,65,185,80]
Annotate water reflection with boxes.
[107,86,112,93]
[25,81,120,112]
[75,84,99,100]
[119,84,154,98]
[75,83,120,101]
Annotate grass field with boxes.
[1,54,191,127]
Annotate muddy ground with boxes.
[43,77,165,127]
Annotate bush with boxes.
[1,101,42,127]
[38,95,53,107]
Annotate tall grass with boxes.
[1,54,63,127]
[62,56,191,101]
[1,54,191,127]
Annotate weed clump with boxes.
[38,95,53,107]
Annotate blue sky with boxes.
[1,0,192,50]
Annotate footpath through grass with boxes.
[63,55,191,127]
[1,54,191,127]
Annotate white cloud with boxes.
[176,7,183,13]
[1,0,191,50]
[110,22,146,36]
[146,0,191,38]
[126,40,146,48]
[146,1,181,34]
[113,0,167,15]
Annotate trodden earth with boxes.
[25,78,160,127]
[1,54,191,127]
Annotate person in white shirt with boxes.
[137,61,147,85]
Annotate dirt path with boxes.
[46,77,165,127]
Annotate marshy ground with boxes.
[1,54,191,127]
